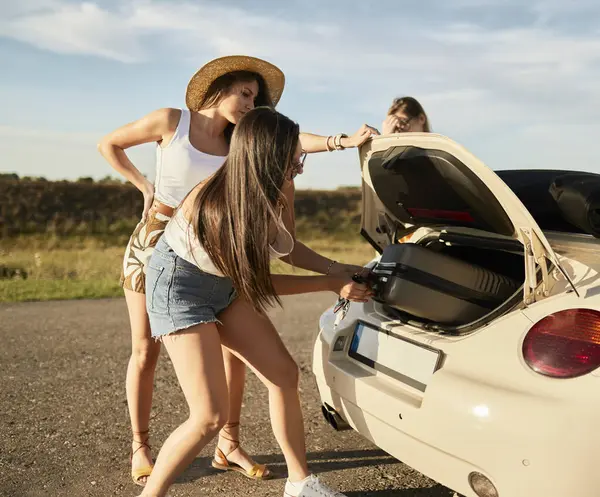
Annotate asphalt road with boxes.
[0,294,455,497]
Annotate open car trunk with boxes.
[359,134,574,334]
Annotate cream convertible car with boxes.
[312,133,600,497]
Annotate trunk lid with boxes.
[359,133,576,303]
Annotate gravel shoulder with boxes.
[0,295,453,497]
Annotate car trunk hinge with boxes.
[520,227,579,304]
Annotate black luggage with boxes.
[370,243,520,325]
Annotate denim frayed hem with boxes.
[151,317,222,342]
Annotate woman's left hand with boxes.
[344,124,380,148]
[328,274,373,302]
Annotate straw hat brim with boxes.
[186,55,285,111]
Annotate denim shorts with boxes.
[145,237,237,339]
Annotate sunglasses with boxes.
[395,117,413,130]
[289,151,307,180]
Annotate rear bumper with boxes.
[313,330,600,497]
[315,380,486,497]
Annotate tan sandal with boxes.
[131,430,154,487]
[211,423,271,480]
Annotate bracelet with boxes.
[325,135,334,152]
[333,134,342,150]
[326,260,338,275]
[333,133,348,150]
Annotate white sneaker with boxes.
[284,474,347,497]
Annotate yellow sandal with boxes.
[211,423,271,480]
[131,430,154,487]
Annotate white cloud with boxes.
[1,0,63,17]
[0,2,146,62]
[3,0,599,95]
[421,22,600,127]
[0,0,343,66]
[1,0,600,184]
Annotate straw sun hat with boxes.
[185,55,286,111]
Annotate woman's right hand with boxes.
[327,274,373,303]
[141,181,155,222]
[382,115,400,135]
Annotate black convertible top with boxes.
[496,169,600,236]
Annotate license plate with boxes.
[348,321,443,392]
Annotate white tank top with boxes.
[164,207,294,277]
[154,109,226,208]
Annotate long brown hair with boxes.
[387,96,431,132]
[198,71,274,143]
[190,107,299,314]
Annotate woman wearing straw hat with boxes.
[98,55,378,487]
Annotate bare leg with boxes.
[214,346,271,477]
[222,346,246,429]
[139,324,229,497]
[217,299,309,483]
[124,289,161,485]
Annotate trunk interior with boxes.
[374,230,526,335]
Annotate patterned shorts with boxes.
[120,207,172,294]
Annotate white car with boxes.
[312,133,600,497]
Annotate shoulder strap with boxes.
[175,108,191,140]
[161,109,189,148]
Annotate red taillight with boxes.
[523,309,600,378]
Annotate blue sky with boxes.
[1,0,599,190]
